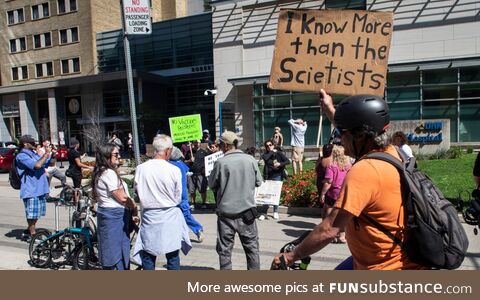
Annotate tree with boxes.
[81,105,105,153]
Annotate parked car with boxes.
[0,141,17,148]
[55,145,68,161]
[0,147,17,172]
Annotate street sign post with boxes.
[122,0,152,35]
[120,0,152,166]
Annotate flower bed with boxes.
[281,170,320,207]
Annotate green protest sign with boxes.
[169,114,203,143]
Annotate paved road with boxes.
[0,170,478,270]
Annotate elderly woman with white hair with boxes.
[132,134,191,270]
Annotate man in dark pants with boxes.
[208,131,263,270]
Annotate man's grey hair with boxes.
[373,131,390,149]
[153,134,173,154]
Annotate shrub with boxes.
[280,170,320,207]
[466,146,474,154]
[446,146,463,159]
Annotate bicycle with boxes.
[271,230,312,270]
[457,189,480,235]
[29,185,101,270]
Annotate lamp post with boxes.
[204,89,220,134]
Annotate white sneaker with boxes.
[196,230,204,243]
[273,212,279,220]
[258,215,266,221]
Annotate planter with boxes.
[277,205,323,216]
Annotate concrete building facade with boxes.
[211,0,480,151]
[0,0,207,147]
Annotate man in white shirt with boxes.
[132,134,191,270]
[288,118,308,175]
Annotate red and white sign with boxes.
[122,0,152,35]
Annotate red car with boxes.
[0,147,17,172]
[55,145,69,161]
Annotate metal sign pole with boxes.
[121,0,141,166]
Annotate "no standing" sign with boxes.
[122,0,152,35]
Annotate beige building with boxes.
[0,0,205,145]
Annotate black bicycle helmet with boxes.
[334,94,390,134]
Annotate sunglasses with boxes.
[112,153,120,157]
[266,144,273,147]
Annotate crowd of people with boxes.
[14,89,476,271]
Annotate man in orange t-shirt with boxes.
[272,90,426,270]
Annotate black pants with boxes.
[71,173,82,188]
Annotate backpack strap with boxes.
[359,147,413,248]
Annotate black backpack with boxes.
[9,157,22,190]
[361,147,469,269]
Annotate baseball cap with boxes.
[220,131,238,145]
[19,135,37,146]
[203,129,209,134]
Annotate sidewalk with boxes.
[0,171,478,270]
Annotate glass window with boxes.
[12,68,18,81]
[36,64,43,77]
[460,67,480,98]
[61,59,69,73]
[72,58,80,72]
[58,0,66,13]
[71,27,79,42]
[34,35,41,48]
[291,93,318,107]
[423,86,456,100]
[325,0,366,9]
[263,95,290,109]
[9,40,16,53]
[387,87,420,102]
[43,3,50,17]
[20,37,26,50]
[60,29,68,44]
[46,62,53,76]
[387,71,420,86]
[7,11,14,24]
[459,99,480,142]
[18,9,24,22]
[423,69,456,84]
[32,5,39,20]
[21,66,28,79]
[45,32,51,47]
[422,101,457,142]
[389,102,421,120]
[263,110,291,146]
[70,0,77,11]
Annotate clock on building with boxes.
[68,98,80,114]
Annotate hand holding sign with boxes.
[269,9,393,96]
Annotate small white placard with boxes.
[204,151,224,177]
[255,180,283,206]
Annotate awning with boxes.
[227,75,269,86]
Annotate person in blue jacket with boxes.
[169,146,204,242]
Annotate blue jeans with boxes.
[140,250,180,270]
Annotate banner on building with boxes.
[169,114,203,143]
[269,9,393,96]
[255,180,283,206]
[205,151,224,177]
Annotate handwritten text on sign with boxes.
[169,114,203,144]
[205,151,224,177]
[269,10,393,96]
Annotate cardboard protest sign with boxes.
[205,151,224,177]
[255,180,283,206]
[269,9,393,96]
[169,114,203,143]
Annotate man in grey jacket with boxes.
[208,131,263,270]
